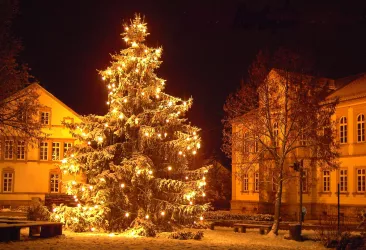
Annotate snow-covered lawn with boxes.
[0,227,325,250]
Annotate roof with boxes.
[19,83,81,119]
[326,73,366,102]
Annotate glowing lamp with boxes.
[145,215,149,219]
[125,212,129,217]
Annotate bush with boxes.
[27,201,50,221]
[169,230,204,240]
[203,210,273,221]
[128,218,157,237]
[314,213,366,249]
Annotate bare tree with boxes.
[0,0,43,142]
[223,48,339,235]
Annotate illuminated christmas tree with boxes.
[52,15,210,234]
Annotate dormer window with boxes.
[41,112,50,125]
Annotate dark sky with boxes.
[14,0,366,167]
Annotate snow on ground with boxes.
[0,227,325,250]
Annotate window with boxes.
[40,142,48,160]
[323,170,330,192]
[63,142,72,157]
[254,136,259,152]
[52,142,60,161]
[4,140,14,160]
[300,129,307,146]
[357,169,366,192]
[339,169,348,192]
[17,140,25,160]
[242,174,249,191]
[254,172,259,192]
[3,172,13,192]
[273,122,279,147]
[339,117,347,144]
[17,110,27,122]
[357,114,365,142]
[40,112,50,125]
[50,173,60,193]
[244,132,250,153]
[302,169,308,192]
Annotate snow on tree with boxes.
[52,15,210,234]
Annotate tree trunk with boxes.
[269,177,283,236]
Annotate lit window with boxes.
[244,132,250,153]
[4,140,14,160]
[357,114,365,142]
[339,169,348,192]
[300,129,307,146]
[254,136,259,152]
[50,173,60,193]
[302,169,308,192]
[17,110,27,122]
[339,117,347,144]
[52,142,60,161]
[3,172,14,192]
[323,170,330,192]
[40,142,48,160]
[63,142,72,157]
[273,122,279,147]
[17,140,25,160]
[357,169,366,192]
[40,112,50,125]
[254,172,259,192]
[242,174,249,191]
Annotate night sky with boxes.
[13,0,366,167]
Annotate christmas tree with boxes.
[52,15,210,234]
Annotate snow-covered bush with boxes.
[27,201,50,221]
[169,230,204,240]
[128,218,157,237]
[203,210,274,221]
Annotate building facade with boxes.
[231,72,366,220]
[0,84,81,207]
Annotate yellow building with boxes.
[231,72,366,220]
[0,84,81,207]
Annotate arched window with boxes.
[357,114,365,142]
[339,117,347,144]
[273,122,279,147]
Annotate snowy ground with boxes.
[0,227,325,250]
